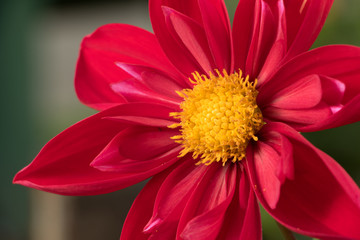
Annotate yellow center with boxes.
[169,69,264,166]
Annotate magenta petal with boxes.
[257,1,287,84]
[320,75,345,106]
[144,157,207,238]
[13,103,181,195]
[299,94,360,131]
[104,103,178,128]
[246,141,281,209]
[237,180,262,240]
[257,126,295,184]
[260,45,360,130]
[13,106,136,195]
[264,103,332,126]
[269,74,322,109]
[243,0,287,80]
[254,122,360,239]
[116,62,187,96]
[284,0,333,60]
[75,23,179,110]
[232,0,256,71]
[181,199,232,240]
[259,45,360,104]
[150,0,205,76]
[103,102,179,128]
[106,116,175,128]
[217,171,261,240]
[258,39,286,85]
[91,126,180,172]
[245,1,277,78]
[111,78,181,107]
[197,0,232,72]
[145,158,206,231]
[261,74,335,127]
[177,164,237,240]
[116,127,178,159]
[162,6,216,74]
[120,165,176,240]
[105,102,177,120]
[110,63,183,107]
[275,134,294,182]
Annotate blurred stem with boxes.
[276,222,296,240]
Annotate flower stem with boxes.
[276,222,296,240]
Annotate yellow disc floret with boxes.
[169,69,264,166]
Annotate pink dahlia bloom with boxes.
[14,0,360,239]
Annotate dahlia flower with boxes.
[14,0,360,239]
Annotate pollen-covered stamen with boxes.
[169,69,264,166]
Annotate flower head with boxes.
[14,0,360,239]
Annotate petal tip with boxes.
[89,158,110,171]
[13,166,30,184]
[143,217,162,233]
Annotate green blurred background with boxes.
[1,0,359,239]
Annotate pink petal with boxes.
[120,164,177,240]
[273,134,294,183]
[13,103,181,195]
[145,162,261,240]
[260,74,335,127]
[264,103,332,126]
[150,0,233,75]
[143,157,207,238]
[111,63,184,107]
[257,1,287,84]
[106,116,175,128]
[233,0,287,79]
[320,76,345,106]
[246,123,295,210]
[177,164,237,240]
[197,0,232,72]
[91,126,180,172]
[111,78,181,107]
[105,102,178,121]
[259,45,360,130]
[116,62,187,97]
[162,6,215,74]
[116,127,177,160]
[268,74,322,109]
[245,1,277,78]
[75,23,182,110]
[232,0,256,71]
[253,122,360,239]
[216,171,262,240]
[103,102,179,128]
[150,0,206,76]
[257,39,287,85]
[235,0,306,82]
[266,75,345,123]
[300,95,360,131]
[284,0,333,60]
[13,106,138,195]
[246,141,282,209]
[259,45,360,103]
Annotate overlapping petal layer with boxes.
[75,24,184,110]
[247,123,360,239]
[233,0,334,84]
[14,103,180,195]
[150,0,232,76]
[259,45,360,131]
[122,158,262,240]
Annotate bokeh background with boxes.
[1,0,359,239]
